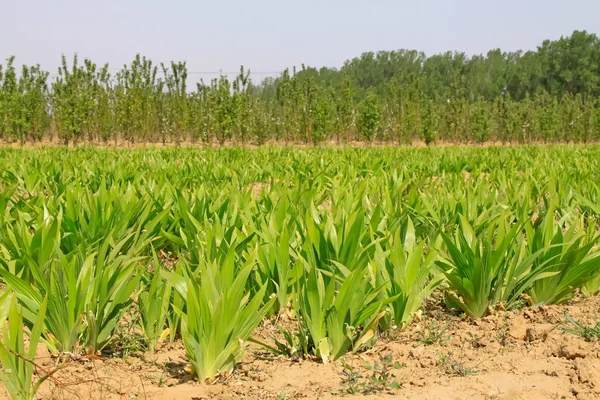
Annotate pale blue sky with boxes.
[1,0,599,81]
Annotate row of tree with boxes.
[1,30,600,145]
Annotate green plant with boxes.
[420,99,437,145]
[177,248,275,382]
[0,293,50,400]
[436,216,543,318]
[559,313,600,342]
[294,263,395,364]
[437,351,478,376]
[373,218,442,329]
[524,210,600,305]
[357,90,381,141]
[138,251,173,352]
[448,360,478,377]
[417,319,450,346]
[338,358,362,394]
[110,308,146,358]
[250,325,309,360]
[1,225,145,354]
[338,353,402,395]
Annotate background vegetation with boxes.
[1,30,600,145]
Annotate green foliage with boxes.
[338,353,402,395]
[115,54,159,144]
[559,313,600,342]
[437,216,537,319]
[3,30,600,144]
[417,319,450,346]
[524,210,600,305]
[138,252,172,352]
[373,219,442,329]
[357,90,381,141]
[420,99,437,145]
[471,97,493,143]
[0,293,49,400]
[178,253,275,382]
[52,55,107,145]
[0,57,51,144]
[0,145,599,391]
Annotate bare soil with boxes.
[2,295,600,400]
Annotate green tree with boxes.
[470,97,493,143]
[357,90,381,142]
[420,99,437,145]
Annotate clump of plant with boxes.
[437,216,541,318]
[0,293,51,400]
[524,209,600,306]
[174,247,275,382]
[416,318,450,346]
[338,353,402,395]
[437,351,478,377]
[373,218,443,331]
[558,313,600,342]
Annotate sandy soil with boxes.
[2,295,600,400]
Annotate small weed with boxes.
[158,375,168,387]
[448,360,478,377]
[417,319,450,346]
[437,351,478,377]
[250,325,310,360]
[106,309,146,358]
[338,359,363,395]
[494,317,511,346]
[338,353,403,395]
[558,313,600,342]
[466,332,485,348]
[437,351,452,368]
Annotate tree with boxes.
[233,66,252,145]
[470,96,493,143]
[357,90,381,142]
[420,99,437,145]
[311,87,334,144]
[212,75,236,146]
[52,55,100,145]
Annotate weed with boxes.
[448,360,479,377]
[106,309,146,359]
[558,313,600,342]
[437,351,478,377]
[338,353,403,395]
[466,332,485,348]
[417,319,450,346]
[494,317,512,347]
[250,326,310,361]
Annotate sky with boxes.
[1,0,599,82]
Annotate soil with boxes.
[2,295,600,400]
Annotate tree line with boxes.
[1,30,600,145]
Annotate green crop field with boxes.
[1,145,600,398]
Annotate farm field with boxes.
[1,145,600,400]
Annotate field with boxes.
[1,145,600,400]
